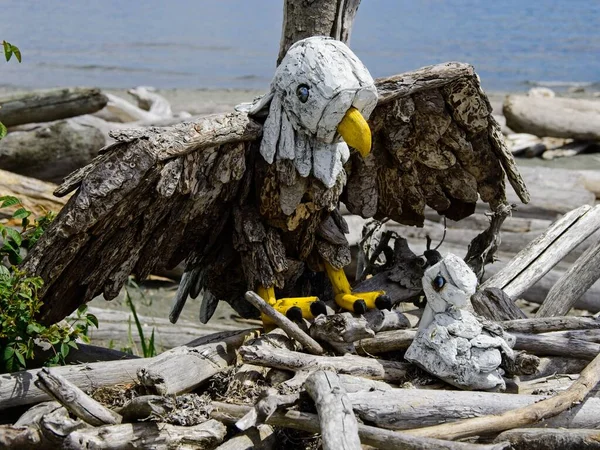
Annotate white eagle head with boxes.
[248,36,378,188]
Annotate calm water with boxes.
[1,1,599,92]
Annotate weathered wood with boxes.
[545,328,600,343]
[63,419,227,450]
[305,371,361,450]
[0,87,107,127]
[501,316,600,333]
[0,118,106,183]
[211,401,510,450]
[356,329,416,354]
[406,349,600,440]
[0,170,68,223]
[349,388,600,431]
[494,428,600,450]
[239,343,409,383]
[245,291,324,355]
[0,329,253,410]
[278,0,361,64]
[504,95,600,140]
[363,308,412,332]
[523,356,589,380]
[236,389,300,431]
[482,204,600,299]
[471,287,527,321]
[536,236,600,317]
[214,425,276,450]
[137,329,254,395]
[513,332,600,360]
[309,312,374,353]
[34,367,122,426]
[1,402,89,450]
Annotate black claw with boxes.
[375,294,392,311]
[310,300,327,317]
[353,299,367,315]
[286,306,303,322]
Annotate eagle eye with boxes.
[296,84,310,103]
[432,274,446,292]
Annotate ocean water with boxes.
[1,0,599,92]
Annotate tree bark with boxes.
[0,87,107,127]
[278,0,361,64]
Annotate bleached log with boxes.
[501,316,600,333]
[211,401,510,450]
[503,95,600,140]
[523,356,589,380]
[513,332,600,360]
[34,367,122,426]
[0,329,253,411]
[355,329,416,354]
[545,329,600,343]
[406,350,600,440]
[536,236,600,317]
[128,86,173,118]
[62,419,227,450]
[349,388,600,431]
[494,428,600,450]
[0,118,106,183]
[481,205,600,299]
[304,371,361,450]
[514,373,600,397]
[239,343,409,383]
[137,329,255,395]
[363,308,412,332]
[102,93,163,123]
[244,291,324,355]
[0,87,107,127]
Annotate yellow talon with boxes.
[324,261,391,314]
[257,285,326,325]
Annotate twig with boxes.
[244,291,324,355]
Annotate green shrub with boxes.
[0,196,97,372]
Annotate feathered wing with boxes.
[344,63,529,226]
[23,113,261,324]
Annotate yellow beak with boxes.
[336,107,372,158]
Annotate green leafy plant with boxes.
[0,41,21,140]
[0,197,97,372]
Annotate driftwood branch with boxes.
[304,371,361,450]
[239,343,409,383]
[34,367,122,426]
[501,316,600,333]
[536,236,600,317]
[493,428,600,450]
[405,349,600,440]
[482,204,600,299]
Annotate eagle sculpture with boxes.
[24,36,528,325]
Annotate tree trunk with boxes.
[278,0,361,64]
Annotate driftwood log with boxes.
[211,402,510,450]
[0,87,107,127]
[304,371,361,450]
[503,95,600,140]
[0,118,106,183]
[493,428,600,450]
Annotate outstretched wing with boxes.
[344,62,529,226]
[23,113,261,324]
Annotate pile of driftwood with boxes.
[502,88,600,160]
[2,201,600,449]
